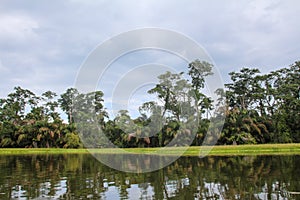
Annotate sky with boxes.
[0,0,299,117]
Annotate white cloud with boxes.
[0,14,39,43]
[0,0,299,107]
[0,59,7,72]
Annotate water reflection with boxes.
[0,154,299,199]
[93,153,181,173]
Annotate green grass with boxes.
[1,143,300,156]
[0,148,89,155]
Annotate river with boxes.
[0,154,299,199]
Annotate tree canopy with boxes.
[0,60,299,148]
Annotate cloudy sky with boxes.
[0,0,299,116]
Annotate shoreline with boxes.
[0,143,300,156]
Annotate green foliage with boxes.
[58,88,79,124]
[0,87,84,148]
[219,61,300,144]
[0,60,299,148]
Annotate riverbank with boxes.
[1,143,300,156]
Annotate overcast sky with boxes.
[0,0,299,116]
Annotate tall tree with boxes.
[59,88,79,124]
[188,60,214,119]
[147,71,194,122]
[72,90,107,148]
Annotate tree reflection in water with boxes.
[0,154,299,199]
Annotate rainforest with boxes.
[0,60,299,148]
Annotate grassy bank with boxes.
[1,143,300,156]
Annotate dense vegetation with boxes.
[0,61,299,148]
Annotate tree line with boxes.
[0,60,299,148]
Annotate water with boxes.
[0,154,299,199]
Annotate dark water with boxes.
[0,154,299,200]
